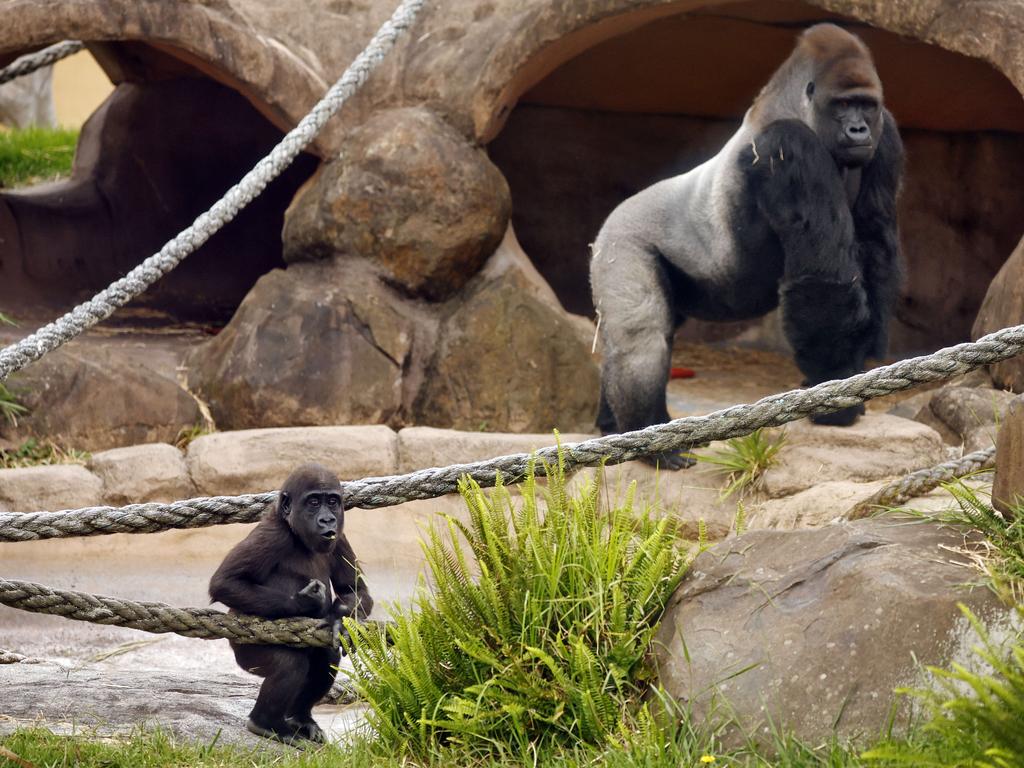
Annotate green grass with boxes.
[0,720,891,768]
[0,437,89,468]
[688,428,787,500]
[0,126,78,188]
[0,381,27,427]
[346,453,691,758]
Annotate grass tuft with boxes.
[0,437,89,469]
[0,126,78,188]
[346,451,691,758]
[0,382,27,427]
[689,428,787,500]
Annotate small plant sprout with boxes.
[0,383,27,427]
[689,428,787,500]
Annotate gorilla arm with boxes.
[209,522,327,619]
[329,534,374,620]
[854,109,904,360]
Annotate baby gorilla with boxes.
[209,462,373,744]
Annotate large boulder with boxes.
[412,230,599,433]
[186,257,436,430]
[0,464,102,513]
[973,235,1024,391]
[87,443,194,505]
[0,345,201,452]
[186,425,398,495]
[283,107,511,301]
[655,520,1017,744]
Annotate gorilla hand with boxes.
[295,579,328,617]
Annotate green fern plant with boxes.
[863,606,1024,768]
[689,428,787,500]
[0,382,27,427]
[346,453,691,757]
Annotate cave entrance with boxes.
[487,0,1024,356]
[0,41,319,326]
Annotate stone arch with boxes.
[0,2,331,323]
[480,0,1024,354]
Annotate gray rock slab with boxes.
[761,413,947,498]
[655,519,1016,744]
[0,464,102,513]
[397,426,596,472]
[748,479,890,530]
[187,426,399,495]
[0,661,367,746]
[88,443,194,505]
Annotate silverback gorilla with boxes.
[209,463,373,744]
[591,24,903,469]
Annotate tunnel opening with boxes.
[487,0,1024,356]
[0,41,319,327]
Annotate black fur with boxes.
[209,463,372,744]
[590,24,903,448]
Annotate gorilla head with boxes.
[279,463,343,554]
[800,25,885,167]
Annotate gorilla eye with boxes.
[327,496,340,508]
[309,497,321,507]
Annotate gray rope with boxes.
[1,324,1022,542]
[0,41,84,86]
[0,577,336,648]
[0,0,425,382]
[847,445,996,519]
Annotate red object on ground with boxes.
[670,367,696,379]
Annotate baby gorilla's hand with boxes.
[294,579,328,617]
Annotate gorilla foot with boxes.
[640,449,697,471]
[246,716,304,746]
[286,716,326,743]
[810,403,865,427]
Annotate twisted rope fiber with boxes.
[0,578,336,648]
[847,445,996,519]
[2,324,1023,542]
[0,0,425,382]
[0,40,84,86]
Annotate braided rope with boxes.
[0,0,425,382]
[0,577,336,647]
[847,445,996,519]
[0,41,84,86]
[1,324,1021,542]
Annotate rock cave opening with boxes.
[0,41,319,327]
[487,0,1024,357]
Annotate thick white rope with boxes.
[1,322,1022,540]
[0,41,84,86]
[0,0,425,382]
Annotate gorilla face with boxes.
[279,465,344,553]
[807,81,883,167]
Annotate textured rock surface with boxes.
[88,443,194,505]
[0,344,201,452]
[397,427,596,472]
[186,257,435,430]
[929,386,1015,441]
[760,414,947,498]
[0,662,367,746]
[186,426,398,495]
[747,479,889,530]
[974,235,1024,392]
[412,230,599,433]
[284,107,511,301]
[993,394,1024,513]
[655,520,1017,744]
[0,464,102,512]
